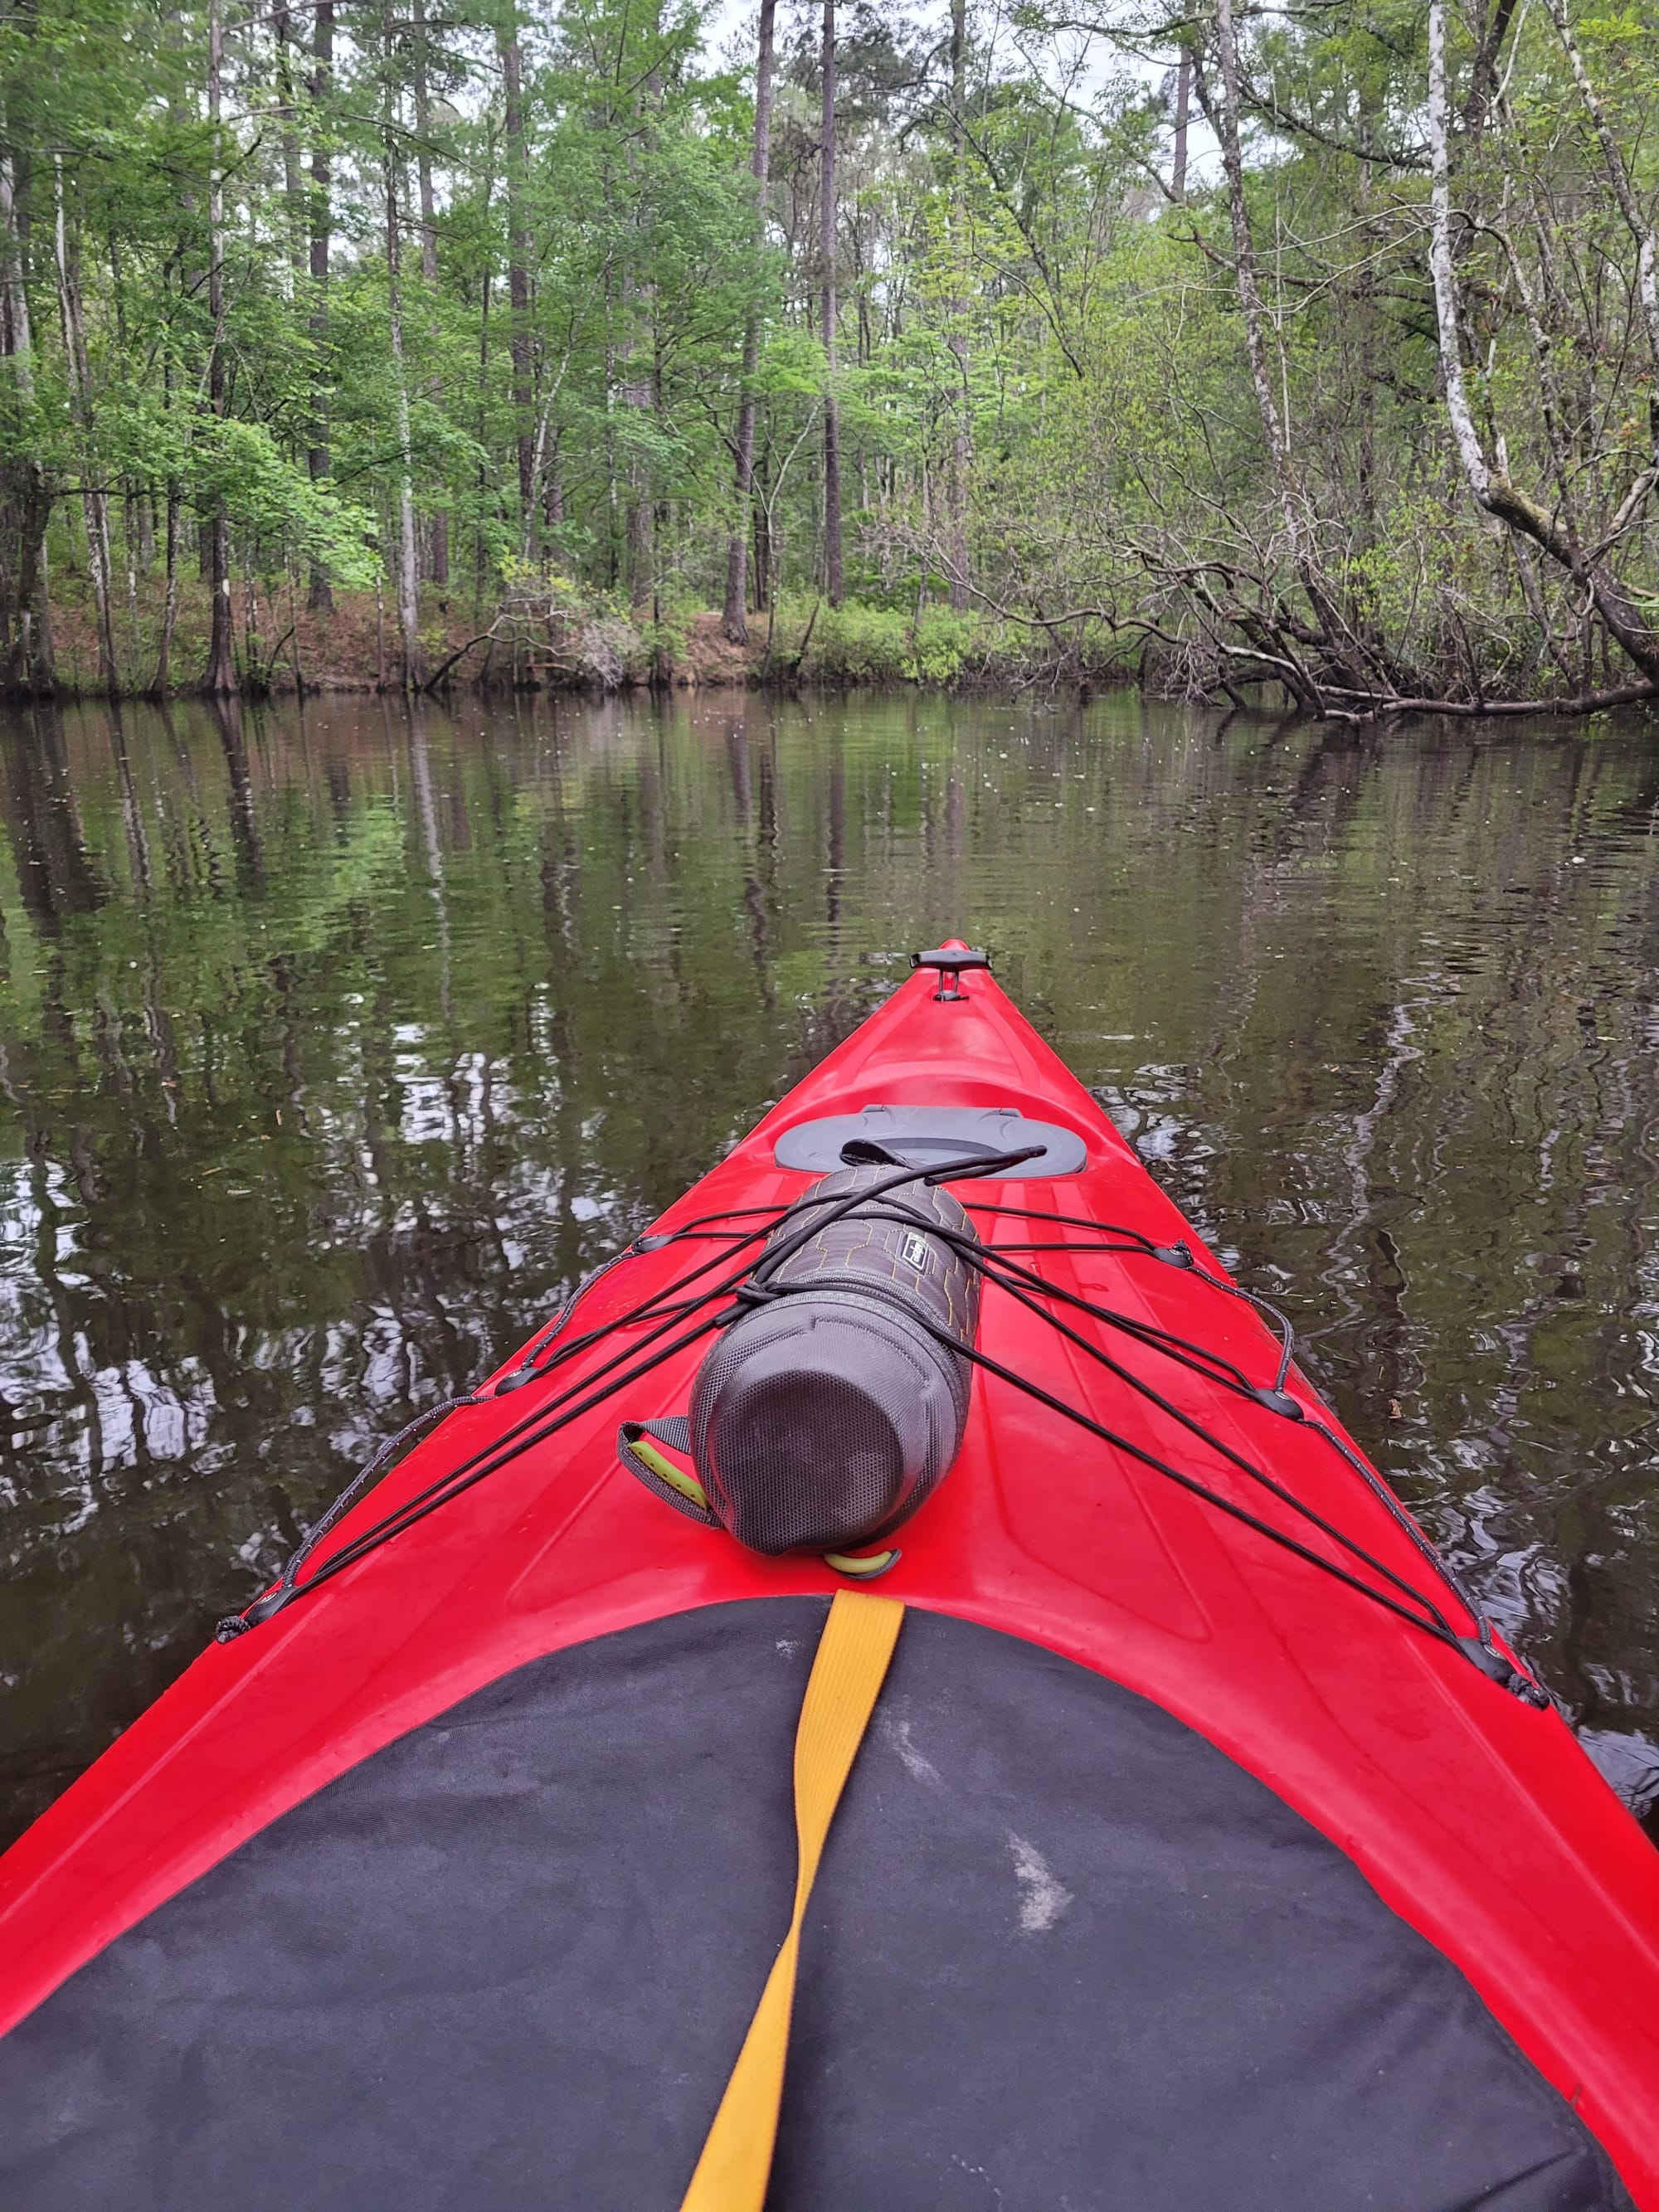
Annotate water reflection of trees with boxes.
[1,693,1658,1838]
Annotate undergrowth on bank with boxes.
[32,571,1128,696]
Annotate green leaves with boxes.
[191,421,379,588]
[1,0,1653,698]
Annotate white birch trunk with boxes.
[1426,0,1659,681]
[1426,0,1493,502]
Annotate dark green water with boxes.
[3,691,1658,1845]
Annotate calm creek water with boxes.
[2,690,1658,1847]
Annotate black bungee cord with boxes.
[242,1147,1009,1615]
[949,1190,1485,1611]
[216,1227,790,1637]
[213,1146,1548,1704]
[847,1184,1531,1694]
[215,1149,1039,1640]
[818,1193,1463,1640]
[961,1195,1301,1398]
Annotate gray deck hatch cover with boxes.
[773,1103,1087,1178]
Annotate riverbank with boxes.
[25,574,1659,719]
[18,576,1114,701]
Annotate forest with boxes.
[0,0,1657,713]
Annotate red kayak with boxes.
[2,946,1656,2210]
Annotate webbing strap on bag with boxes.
[678,1588,905,2212]
[619,1417,717,1524]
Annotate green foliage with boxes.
[192,423,380,588]
[1,0,1657,700]
[802,602,931,683]
[904,607,978,683]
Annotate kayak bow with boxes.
[2,946,1655,2209]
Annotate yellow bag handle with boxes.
[678,1589,905,2212]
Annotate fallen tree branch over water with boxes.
[1331,682,1659,720]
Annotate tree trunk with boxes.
[155,472,179,695]
[274,5,307,284]
[1462,0,1520,139]
[151,255,179,693]
[474,261,490,621]
[1353,102,1378,546]
[0,146,52,694]
[752,444,770,614]
[623,320,654,612]
[1171,51,1191,202]
[413,0,449,588]
[625,49,664,617]
[820,0,843,606]
[1204,0,1359,692]
[546,441,563,527]
[202,0,237,693]
[308,0,334,613]
[1543,0,1659,416]
[946,0,969,612]
[500,22,535,546]
[384,2,423,689]
[721,0,777,644]
[1425,0,1659,683]
[52,156,118,695]
[1426,2,1507,509]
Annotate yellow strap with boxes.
[678,1588,904,2212]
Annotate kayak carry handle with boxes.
[912,945,990,1001]
[840,1135,1010,1169]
